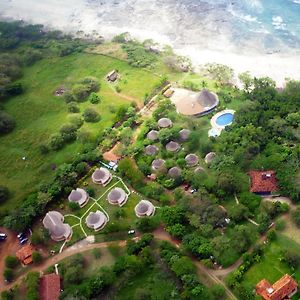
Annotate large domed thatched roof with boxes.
[166,141,180,152]
[185,154,199,167]
[147,130,159,141]
[168,167,182,178]
[158,118,173,128]
[145,145,159,156]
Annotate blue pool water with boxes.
[216,113,234,126]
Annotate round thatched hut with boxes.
[135,200,155,217]
[166,141,180,153]
[158,118,173,128]
[145,145,159,156]
[68,188,89,207]
[92,168,112,186]
[151,159,166,171]
[205,152,216,164]
[168,167,182,178]
[107,187,128,206]
[86,211,108,231]
[147,130,159,141]
[179,129,191,142]
[185,154,199,167]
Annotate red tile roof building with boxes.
[249,170,279,194]
[16,244,34,265]
[256,274,298,300]
[39,273,61,300]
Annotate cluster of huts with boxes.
[42,167,155,242]
[146,117,216,179]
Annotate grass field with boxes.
[241,234,300,289]
[0,52,161,211]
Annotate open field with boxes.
[0,52,161,211]
[241,234,300,289]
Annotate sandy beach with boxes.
[1,0,300,87]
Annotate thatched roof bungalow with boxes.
[168,166,182,178]
[86,211,108,231]
[151,159,166,171]
[135,200,155,217]
[43,211,72,242]
[92,168,112,186]
[147,130,159,141]
[166,141,180,153]
[205,152,216,164]
[158,118,173,128]
[145,145,159,156]
[185,154,199,167]
[179,129,191,142]
[107,187,128,206]
[68,188,89,207]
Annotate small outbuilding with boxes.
[135,200,155,217]
[86,211,108,231]
[39,273,61,300]
[145,145,159,156]
[147,130,159,141]
[92,168,112,186]
[43,211,72,242]
[205,152,216,164]
[68,188,89,207]
[106,70,118,82]
[166,141,180,153]
[151,159,166,171]
[179,129,191,142]
[107,187,128,206]
[16,244,34,265]
[163,88,174,98]
[168,167,182,178]
[185,154,199,167]
[158,117,173,128]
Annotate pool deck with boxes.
[209,109,235,137]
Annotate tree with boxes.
[291,208,300,227]
[0,186,9,203]
[5,256,18,269]
[68,201,80,211]
[26,272,39,300]
[229,204,250,223]
[211,284,226,300]
[3,268,13,282]
[32,251,42,264]
[89,92,101,104]
[0,110,15,134]
[238,71,253,92]
[83,107,100,122]
[67,101,80,113]
[283,250,300,269]
[48,133,64,151]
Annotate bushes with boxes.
[5,256,18,269]
[83,107,100,122]
[291,207,300,227]
[26,272,39,300]
[0,110,15,134]
[3,268,13,282]
[67,101,80,113]
[32,251,42,264]
[0,186,9,203]
[89,92,101,104]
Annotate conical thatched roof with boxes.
[147,130,159,141]
[43,211,72,242]
[166,141,180,152]
[168,167,182,178]
[135,200,155,217]
[68,188,89,207]
[194,166,205,174]
[205,152,216,164]
[197,89,218,108]
[145,145,159,156]
[107,187,127,206]
[86,211,107,231]
[185,154,199,167]
[151,159,166,170]
[158,118,173,128]
[179,129,191,142]
[92,168,112,185]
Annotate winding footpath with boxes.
[1,229,238,300]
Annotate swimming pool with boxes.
[216,113,234,126]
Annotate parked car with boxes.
[19,237,28,245]
[128,230,135,235]
[0,233,7,241]
[17,232,25,240]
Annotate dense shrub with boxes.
[0,110,15,134]
[26,272,39,300]
[5,256,18,269]
[0,186,9,203]
[83,107,100,122]
[67,101,80,113]
[3,268,13,282]
[89,92,100,104]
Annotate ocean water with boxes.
[1,0,300,55]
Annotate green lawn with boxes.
[241,234,300,289]
[0,52,161,211]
